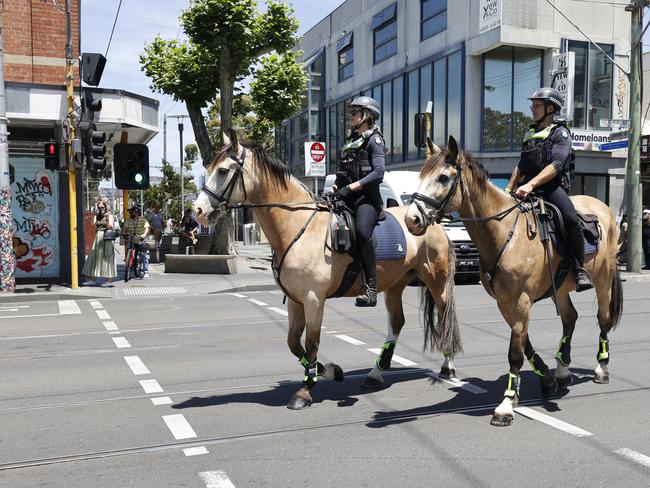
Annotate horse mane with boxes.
[421,148,491,187]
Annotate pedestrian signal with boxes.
[44,142,59,170]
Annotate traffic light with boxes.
[44,142,59,170]
[114,143,150,190]
[85,122,107,173]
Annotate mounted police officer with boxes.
[332,96,386,307]
[506,87,593,292]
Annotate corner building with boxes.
[278,0,631,213]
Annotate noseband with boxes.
[411,159,464,227]
[200,147,248,215]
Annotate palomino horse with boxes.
[193,130,462,410]
[404,136,623,426]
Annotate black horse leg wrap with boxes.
[597,335,610,364]
[299,355,326,384]
[555,335,572,367]
[376,341,396,371]
[528,352,549,377]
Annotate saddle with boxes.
[327,200,407,298]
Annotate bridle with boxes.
[411,157,464,228]
[200,146,248,218]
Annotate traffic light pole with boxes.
[65,0,79,289]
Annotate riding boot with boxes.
[567,223,593,292]
[356,242,377,307]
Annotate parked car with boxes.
[323,171,480,282]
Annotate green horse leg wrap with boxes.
[299,355,326,383]
[554,335,572,367]
[504,372,521,399]
[528,352,549,377]
[376,341,396,371]
[597,335,609,364]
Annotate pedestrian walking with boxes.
[147,203,164,248]
[82,199,117,286]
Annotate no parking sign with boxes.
[305,141,326,177]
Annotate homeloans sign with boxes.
[571,129,622,152]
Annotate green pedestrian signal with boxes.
[114,143,150,190]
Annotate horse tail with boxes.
[420,235,463,355]
[608,267,623,331]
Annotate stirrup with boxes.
[355,284,377,307]
[575,267,593,292]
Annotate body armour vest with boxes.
[519,122,575,190]
[339,128,384,184]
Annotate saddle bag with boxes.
[578,213,601,243]
[331,213,352,253]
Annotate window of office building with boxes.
[372,3,397,64]
[421,0,446,40]
[483,46,542,151]
[337,32,353,82]
[567,40,613,130]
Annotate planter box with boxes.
[164,254,237,274]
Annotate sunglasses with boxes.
[350,109,362,116]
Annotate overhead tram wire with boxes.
[104,0,124,59]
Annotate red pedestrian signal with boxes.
[44,142,59,170]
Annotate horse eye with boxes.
[218,168,229,175]
[438,174,450,184]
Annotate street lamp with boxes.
[168,115,187,215]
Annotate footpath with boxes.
[1,242,649,303]
[0,243,278,303]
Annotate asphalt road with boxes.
[1,281,649,487]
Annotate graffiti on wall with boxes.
[10,159,59,278]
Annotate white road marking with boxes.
[96,310,111,320]
[367,348,417,366]
[514,407,593,437]
[140,379,164,394]
[112,337,131,348]
[0,305,28,310]
[230,293,247,298]
[614,448,650,468]
[151,396,173,406]
[0,308,19,312]
[325,330,338,334]
[247,298,268,306]
[103,321,118,331]
[58,300,81,315]
[335,334,366,346]
[184,446,209,457]
[89,301,103,309]
[162,414,197,440]
[427,372,487,394]
[268,306,288,316]
[123,355,151,375]
[199,470,237,488]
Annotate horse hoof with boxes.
[361,376,385,389]
[541,376,558,397]
[438,367,456,380]
[332,363,344,382]
[287,394,312,410]
[593,374,609,384]
[490,413,514,427]
[557,375,573,388]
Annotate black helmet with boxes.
[350,96,381,119]
[529,87,563,112]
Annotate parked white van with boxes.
[323,171,479,281]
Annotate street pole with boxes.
[425,101,433,160]
[624,1,644,272]
[179,119,184,212]
[65,0,79,288]
[163,114,167,164]
[0,26,15,293]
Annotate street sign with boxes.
[598,139,628,151]
[305,141,326,177]
[609,129,630,141]
[551,51,575,122]
[641,135,650,163]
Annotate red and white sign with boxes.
[305,141,326,177]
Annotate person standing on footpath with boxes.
[147,203,164,249]
[82,199,117,286]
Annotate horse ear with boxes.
[426,136,441,157]
[447,135,459,160]
[228,128,239,152]
[222,131,231,147]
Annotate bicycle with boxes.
[123,235,145,282]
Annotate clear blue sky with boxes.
[81,0,346,184]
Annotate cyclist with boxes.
[122,206,151,278]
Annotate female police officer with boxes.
[506,87,593,292]
[332,96,385,306]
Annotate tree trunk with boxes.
[219,47,234,145]
[209,212,236,255]
[186,102,214,167]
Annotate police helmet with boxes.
[529,87,563,112]
[350,96,381,119]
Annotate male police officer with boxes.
[332,96,386,306]
[506,87,593,292]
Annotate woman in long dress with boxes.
[82,199,117,286]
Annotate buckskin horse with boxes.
[404,136,622,426]
[193,130,462,410]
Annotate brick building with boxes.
[2,0,158,283]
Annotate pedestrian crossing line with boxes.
[229,293,247,298]
[151,396,173,406]
[123,355,151,375]
[199,470,237,488]
[247,298,268,306]
[88,300,103,309]
[335,334,366,346]
[184,446,209,457]
[96,310,111,320]
[427,372,487,394]
[112,337,131,348]
[163,414,197,440]
[140,379,164,394]
[367,348,417,366]
[514,406,593,437]
[614,448,650,468]
[103,321,118,331]
[267,306,288,316]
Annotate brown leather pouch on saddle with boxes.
[331,212,352,253]
[578,212,600,242]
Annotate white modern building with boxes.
[278,0,634,213]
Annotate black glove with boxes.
[335,185,352,200]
